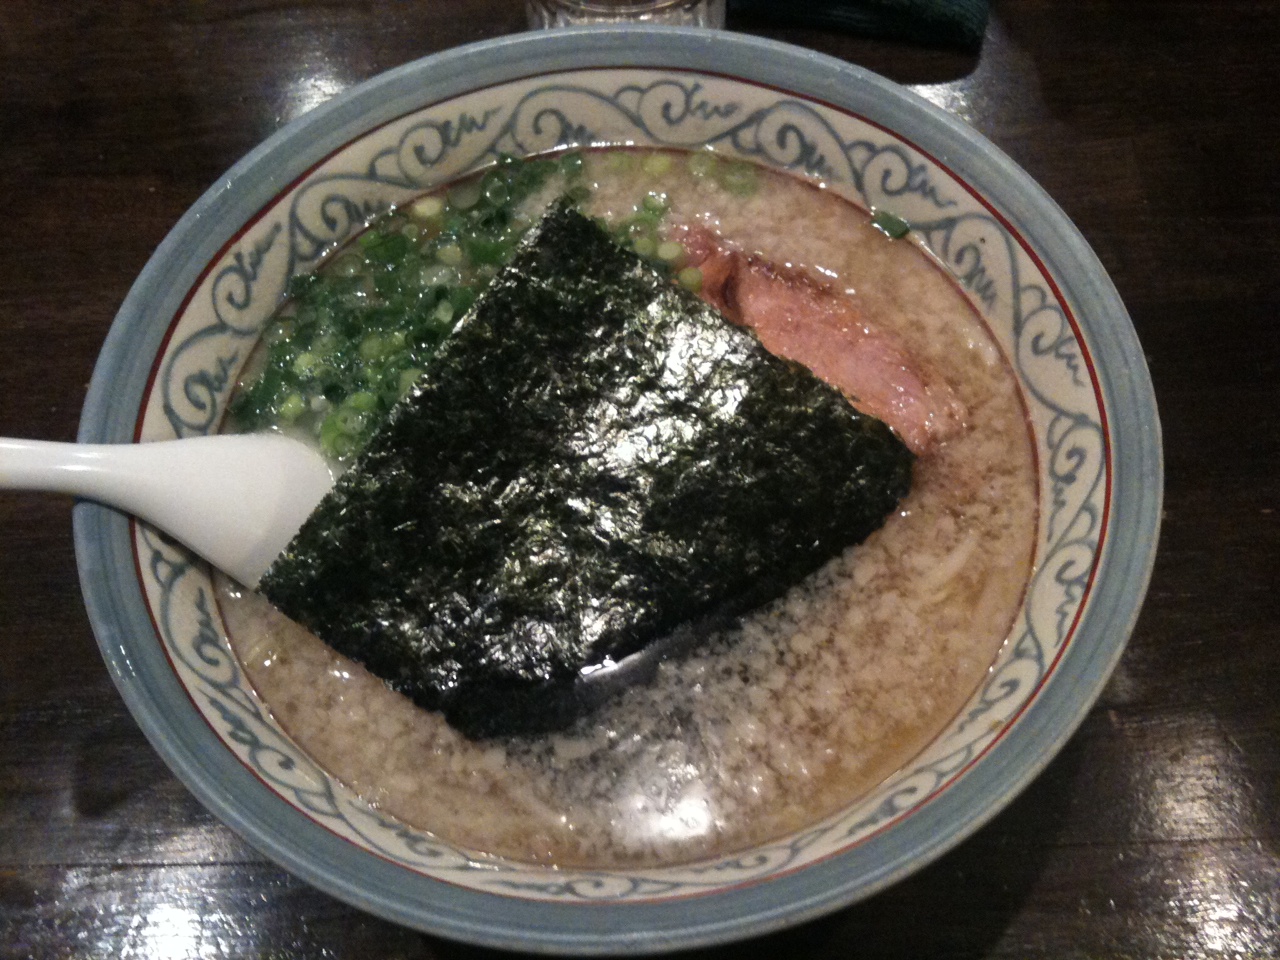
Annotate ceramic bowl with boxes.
[76,26,1162,954]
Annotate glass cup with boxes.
[526,0,725,28]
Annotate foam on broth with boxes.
[216,149,1038,869]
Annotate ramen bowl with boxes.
[76,26,1162,954]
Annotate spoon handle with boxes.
[0,436,275,511]
[0,437,148,497]
[0,435,333,586]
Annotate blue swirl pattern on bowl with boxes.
[75,28,1160,953]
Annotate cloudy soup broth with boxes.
[217,148,1038,868]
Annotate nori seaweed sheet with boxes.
[259,201,914,738]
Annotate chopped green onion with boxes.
[334,405,369,435]
[604,151,637,173]
[676,266,703,292]
[292,352,321,377]
[332,254,362,278]
[418,263,461,288]
[642,152,673,176]
[447,181,482,210]
[410,195,445,221]
[687,151,718,178]
[462,236,510,266]
[358,334,387,361]
[319,412,358,459]
[656,240,686,265]
[558,151,585,179]
[481,174,509,207]
[397,368,424,397]
[345,390,379,413]
[432,300,455,326]
[359,231,412,264]
[717,161,758,197]
[871,209,911,239]
[449,287,476,315]
[563,183,592,206]
[277,392,307,423]
[642,191,669,215]
[435,243,465,267]
[625,210,663,234]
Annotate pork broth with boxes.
[217,149,1038,868]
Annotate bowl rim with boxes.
[74,25,1162,954]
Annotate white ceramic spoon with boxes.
[0,434,334,587]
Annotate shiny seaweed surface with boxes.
[260,202,913,738]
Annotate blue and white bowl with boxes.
[76,26,1162,954]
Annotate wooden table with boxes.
[2,2,1277,956]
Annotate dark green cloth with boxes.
[729,0,990,50]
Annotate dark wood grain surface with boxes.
[1,1,1277,957]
